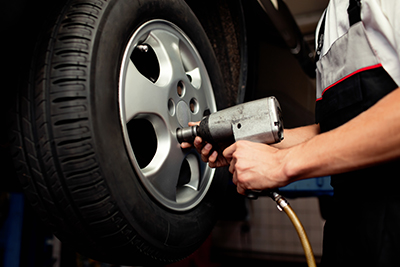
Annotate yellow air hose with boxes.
[269,191,317,267]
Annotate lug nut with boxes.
[137,44,149,52]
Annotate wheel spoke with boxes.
[124,60,167,122]
[146,30,186,86]
[141,146,187,202]
[186,67,201,89]
[182,153,200,191]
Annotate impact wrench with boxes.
[177,97,316,267]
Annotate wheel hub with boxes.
[176,100,191,128]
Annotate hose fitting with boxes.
[269,191,316,267]
[270,191,289,211]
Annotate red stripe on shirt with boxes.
[316,63,383,101]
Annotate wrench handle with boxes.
[245,190,263,199]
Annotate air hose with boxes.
[269,191,317,267]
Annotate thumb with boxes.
[223,143,236,160]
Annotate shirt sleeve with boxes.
[380,0,400,58]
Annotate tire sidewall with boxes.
[89,0,229,259]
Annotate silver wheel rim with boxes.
[119,20,217,211]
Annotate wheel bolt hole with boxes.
[131,44,159,83]
[189,98,199,113]
[127,119,157,169]
[177,81,185,97]
[177,159,191,187]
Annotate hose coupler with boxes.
[270,191,289,212]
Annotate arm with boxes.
[272,124,320,149]
[225,87,400,194]
[286,87,400,179]
[181,120,321,168]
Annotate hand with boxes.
[180,122,230,168]
[223,140,290,195]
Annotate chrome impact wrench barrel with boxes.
[176,96,284,199]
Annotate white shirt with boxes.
[316,0,400,87]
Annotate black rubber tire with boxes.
[10,0,232,264]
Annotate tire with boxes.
[10,0,233,264]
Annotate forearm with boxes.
[283,87,400,181]
[272,124,320,149]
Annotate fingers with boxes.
[228,156,236,175]
[200,143,213,162]
[236,184,246,195]
[180,121,200,149]
[182,134,219,166]
[188,121,200,127]
[181,136,204,155]
[222,142,236,161]
[193,136,203,151]
[180,142,192,149]
[231,168,246,196]
[193,137,217,164]
[181,122,232,168]
[231,166,238,185]
[209,150,218,163]
[224,142,249,196]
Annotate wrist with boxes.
[280,142,310,183]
